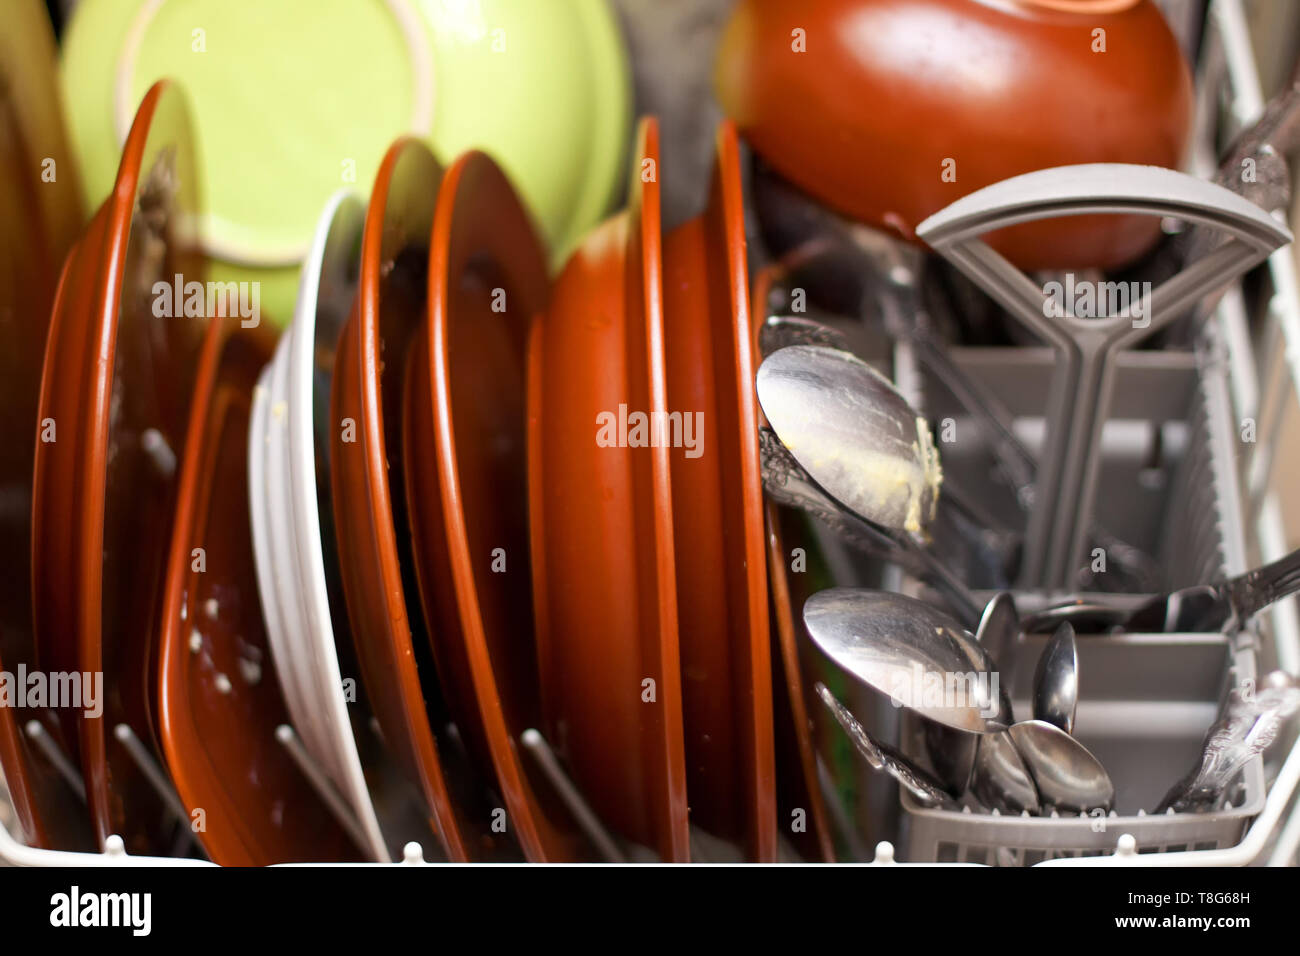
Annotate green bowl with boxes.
[62,0,631,325]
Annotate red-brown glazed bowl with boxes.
[715,0,1194,270]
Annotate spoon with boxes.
[802,588,1005,734]
[757,344,941,536]
[758,345,979,622]
[759,313,852,357]
[1021,600,1128,635]
[1032,622,1078,734]
[975,591,1020,670]
[1031,543,1300,634]
[751,169,1162,593]
[1156,671,1300,814]
[971,728,1040,815]
[757,427,920,565]
[814,683,954,808]
[759,421,1014,590]
[1007,720,1114,813]
[757,327,1018,589]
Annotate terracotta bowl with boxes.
[528,118,691,862]
[715,0,1193,270]
[31,80,206,854]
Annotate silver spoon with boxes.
[975,591,1020,670]
[1033,543,1300,634]
[1007,720,1114,813]
[757,327,1018,589]
[751,171,1161,592]
[757,427,920,565]
[971,728,1040,815]
[1156,671,1300,813]
[757,344,941,537]
[759,313,852,357]
[1032,622,1078,735]
[802,588,1005,734]
[758,345,979,622]
[1021,600,1128,635]
[814,683,955,807]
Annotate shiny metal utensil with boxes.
[1007,720,1114,813]
[1030,543,1300,634]
[803,588,1004,734]
[759,325,1018,588]
[758,345,980,622]
[759,313,852,357]
[1021,600,1129,635]
[1209,82,1300,224]
[975,591,1020,669]
[815,682,954,808]
[757,345,941,534]
[971,728,1040,815]
[757,427,905,561]
[751,171,1162,593]
[760,425,1007,599]
[918,164,1291,588]
[930,592,1022,800]
[1156,671,1300,813]
[1032,622,1078,735]
[1161,84,1300,347]
[1127,544,1300,633]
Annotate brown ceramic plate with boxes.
[405,150,592,861]
[331,137,509,862]
[661,122,776,861]
[528,118,690,862]
[155,318,363,865]
[32,80,206,854]
[0,0,89,850]
[750,261,836,862]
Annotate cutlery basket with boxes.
[913,341,1248,592]
[896,334,1267,863]
[900,634,1264,864]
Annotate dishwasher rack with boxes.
[3,0,1300,868]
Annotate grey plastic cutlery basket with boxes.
[896,333,1266,864]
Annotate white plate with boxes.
[248,190,389,862]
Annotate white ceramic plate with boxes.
[248,190,389,862]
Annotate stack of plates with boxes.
[2,61,834,861]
